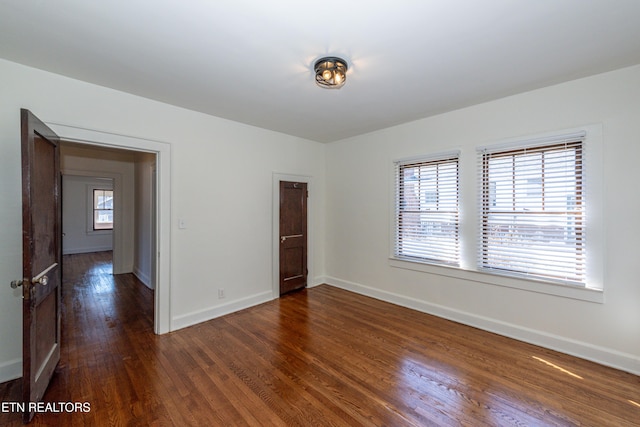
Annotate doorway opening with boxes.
[49,122,171,334]
[60,143,157,330]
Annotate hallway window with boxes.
[93,189,114,230]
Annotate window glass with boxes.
[93,189,114,230]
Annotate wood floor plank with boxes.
[1,251,639,426]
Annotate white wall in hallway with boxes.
[61,143,137,274]
[62,175,113,255]
[134,152,156,289]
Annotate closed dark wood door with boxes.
[279,181,307,295]
[20,109,62,422]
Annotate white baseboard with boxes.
[325,277,640,376]
[0,358,21,384]
[133,267,152,289]
[63,246,113,255]
[171,290,273,331]
[309,276,328,287]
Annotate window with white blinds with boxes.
[478,134,585,285]
[394,153,459,266]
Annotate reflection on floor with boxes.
[1,251,639,425]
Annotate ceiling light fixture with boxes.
[314,57,348,89]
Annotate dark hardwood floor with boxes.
[1,251,639,426]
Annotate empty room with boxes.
[0,1,639,425]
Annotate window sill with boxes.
[389,257,604,303]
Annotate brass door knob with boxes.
[33,275,49,286]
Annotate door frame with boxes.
[272,173,313,299]
[47,122,171,334]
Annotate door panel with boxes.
[20,109,62,423]
[282,245,304,281]
[279,181,307,295]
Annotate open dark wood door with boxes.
[279,181,308,295]
[19,109,62,422]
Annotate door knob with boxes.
[10,263,56,289]
[33,275,49,286]
[30,263,57,287]
[280,234,303,243]
[10,275,48,288]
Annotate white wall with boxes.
[1,55,636,383]
[62,175,113,255]
[134,152,156,289]
[0,59,326,382]
[61,144,136,274]
[325,65,640,375]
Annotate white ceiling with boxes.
[1,1,640,143]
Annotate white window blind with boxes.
[394,153,459,266]
[478,134,585,284]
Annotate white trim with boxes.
[64,245,113,255]
[47,122,172,334]
[0,358,22,383]
[172,291,272,331]
[389,258,604,303]
[390,124,605,300]
[133,267,152,289]
[393,149,461,165]
[392,150,461,267]
[477,130,587,153]
[272,173,314,299]
[87,184,114,233]
[325,277,639,376]
[309,276,328,287]
[476,124,605,291]
[389,148,464,269]
[85,229,113,236]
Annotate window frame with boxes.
[389,125,603,302]
[479,139,585,285]
[92,188,114,231]
[393,151,460,267]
